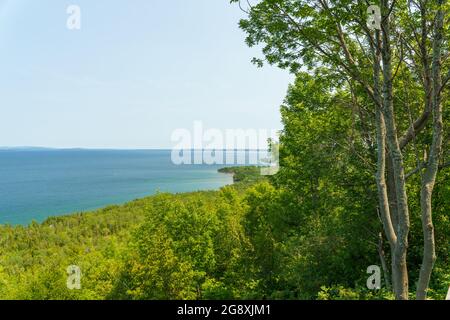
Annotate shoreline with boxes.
[0,167,255,228]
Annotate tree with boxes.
[232,0,448,299]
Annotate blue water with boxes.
[0,149,249,225]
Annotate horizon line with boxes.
[0,146,270,151]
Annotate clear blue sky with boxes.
[0,0,292,149]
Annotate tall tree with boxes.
[232,0,448,299]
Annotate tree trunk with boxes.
[381,0,410,300]
[386,156,399,229]
[416,0,445,300]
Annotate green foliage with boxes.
[218,166,266,184]
[0,201,144,299]
[230,0,449,299]
[114,187,263,300]
[317,286,394,300]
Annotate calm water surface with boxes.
[0,149,255,225]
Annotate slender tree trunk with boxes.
[416,0,445,300]
[371,29,402,297]
[373,31,396,247]
[386,156,399,228]
[381,0,410,300]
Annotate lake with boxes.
[0,149,260,225]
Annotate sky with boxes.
[0,0,293,149]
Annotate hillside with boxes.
[0,168,261,299]
[1,162,449,300]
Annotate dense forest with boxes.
[0,163,448,300]
[0,0,449,300]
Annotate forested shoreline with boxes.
[0,159,448,300]
[0,0,448,301]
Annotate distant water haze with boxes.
[0,149,263,225]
